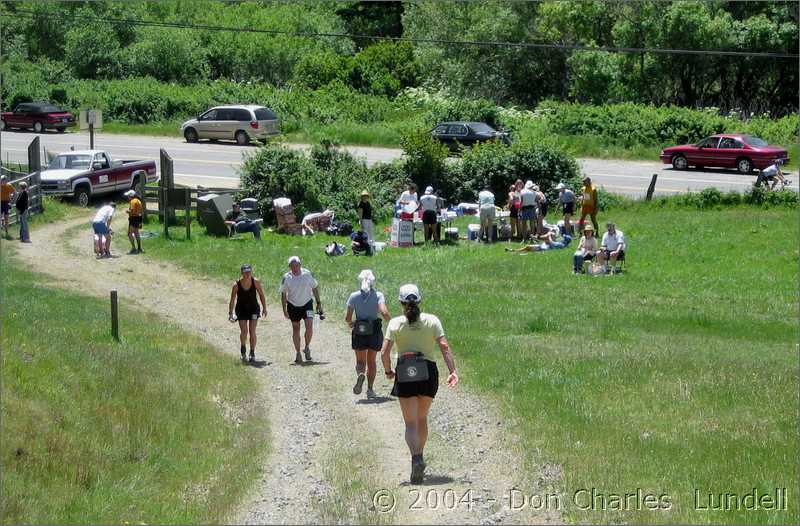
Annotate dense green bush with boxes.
[238,142,408,225]
[648,187,798,209]
[350,41,420,98]
[400,130,450,192]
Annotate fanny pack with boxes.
[353,319,375,336]
[395,352,430,383]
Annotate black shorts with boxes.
[562,202,575,215]
[129,216,143,229]
[1,202,10,215]
[422,209,438,225]
[391,359,439,398]
[287,300,313,322]
[235,305,261,320]
[509,206,519,219]
[351,320,383,351]
[602,249,625,259]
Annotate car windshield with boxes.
[48,154,91,170]
[744,135,768,147]
[469,123,496,134]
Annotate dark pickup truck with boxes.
[40,150,158,206]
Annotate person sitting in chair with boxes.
[597,222,626,274]
[225,202,262,240]
[572,224,597,274]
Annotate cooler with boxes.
[467,223,480,241]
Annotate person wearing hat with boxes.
[519,180,536,240]
[1,175,15,239]
[381,284,458,484]
[345,270,391,399]
[281,256,323,363]
[573,223,598,274]
[229,264,268,362]
[478,184,496,243]
[124,189,144,254]
[419,186,440,243]
[356,190,375,243]
[556,182,576,235]
[91,201,116,256]
[578,176,599,234]
[225,201,262,240]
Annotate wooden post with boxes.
[27,138,42,215]
[138,175,147,223]
[162,187,170,239]
[645,173,658,201]
[185,187,191,239]
[110,289,119,342]
[89,122,94,150]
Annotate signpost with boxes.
[79,110,103,149]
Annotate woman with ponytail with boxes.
[381,284,458,484]
[345,269,391,399]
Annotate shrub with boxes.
[350,41,420,98]
[400,130,450,192]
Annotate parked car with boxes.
[40,150,158,207]
[181,105,280,145]
[660,134,789,174]
[431,121,511,151]
[0,102,76,133]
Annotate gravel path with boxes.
[12,215,562,525]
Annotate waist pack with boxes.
[395,352,430,383]
[353,319,376,336]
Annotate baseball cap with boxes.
[287,255,301,265]
[556,183,566,190]
[240,264,252,273]
[425,186,433,195]
[398,283,421,302]
[124,189,136,198]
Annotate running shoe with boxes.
[249,352,255,363]
[366,388,376,399]
[353,373,365,395]
[128,248,138,255]
[410,456,426,484]
[295,352,303,364]
[241,348,247,361]
[303,347,312,362]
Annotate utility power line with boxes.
[3,7,798,59]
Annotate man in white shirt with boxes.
[92,202,116,257]
[598,222,626,273]
[396,183,419,217]
[281,256,323,363]
[419,186,439,243]
[478,185,495,243]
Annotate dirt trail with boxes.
[11,216,562,525]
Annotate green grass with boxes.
[1,226,268,523]
[135,201,797,524]
[102,120,183,138]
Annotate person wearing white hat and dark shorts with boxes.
[381,284,458,484]
[229,264,268,362]
[419,186,439,243]
[556,183,576,235]
[345,270,391,399]
[281,256,323,363]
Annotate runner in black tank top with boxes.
[229,265,267,363]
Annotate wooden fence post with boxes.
[645,173,658,201]
[110,289,119,342]
[162,187,169,239]
[185,187,191,240]
[138,175,147,223]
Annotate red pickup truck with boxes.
[40,150,158,206]
[0,102,76,133]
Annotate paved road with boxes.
[1,130,796,196]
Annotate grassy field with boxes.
[134,199,798,524]
[0,209,268,523]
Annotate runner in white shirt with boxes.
[280,256,323,363]
[91,202,116,257]
[598,222,626,273]
[478,186,495,243]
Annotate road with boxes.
[1,130,796,196]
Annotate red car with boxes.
[0,102,76,133]
[660,134,789,174]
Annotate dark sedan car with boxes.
[431,121,511,151]
[660,134,788,174]
[0,102,76,133]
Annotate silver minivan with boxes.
[181,105,280,145]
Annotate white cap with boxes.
[524,180,534,189]
[398,283,421,302]
[124,189,136,198]
[425,186,433,195]
[556,183,566,190]
[287,255,301,265]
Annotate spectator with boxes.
[419,186,439,243]
[573,224,598,274]
[351,230,372,256]
[300,209,334,236]
[1,175,15,239]
[533,184,548,235]
[15,181,30,243]
[556,182,576,235]
[598,222,626,274]
[124,190,144,254]
[478,185,496,243]
[761,160,791,190]
[519,181,536,240]
[225,202,262,240]
[578,177,599,234]
[356,190,375,243]
[92,202,116,256]
[281,256,323,363]
[507,183,521,240]
[505,231,572,253]
[397,183,419,208]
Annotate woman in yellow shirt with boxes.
[381,284,458,484]
[578,176,599,234]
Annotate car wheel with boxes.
[74,186,91,208]
[184,127,199,143]
[736,157,753,174]
[671,154,688,170]
[33,121,43,133]
[57,127,66,133]
[235,130,250,146]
